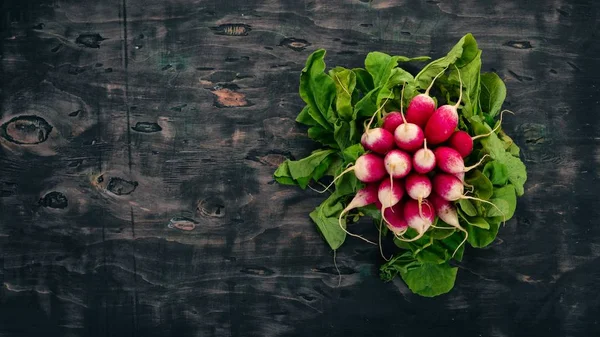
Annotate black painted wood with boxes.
[1,0,599,336]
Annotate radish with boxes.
[424,67,463,144]
[337,184,380,245]
[412,139,436,173]
[447,131,473,158]
[434,146,489,174]
[430,193,468,257]
[378,177,404,209]
[398,199,434,242]
[383,203,408,235]
[432,172,506,223]
[405,173,432,202]
[405,172,432,219]
[313,153,386,193]
[382,112,404,134]
[389,83,425,152]
[348,153,387,183]
[384,149,412,179]
[361,128,395,155]
[406,67,447,128]
[394,123,424,152]
[448,110,512,157]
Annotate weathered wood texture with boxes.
[1,0,599,336]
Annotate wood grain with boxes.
[1,0,599,336]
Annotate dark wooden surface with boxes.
[1,0,599,336]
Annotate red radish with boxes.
[448,110,513,157]
[394,123,425,152]
[405,94,435,128]
[384,149,412,179]
[413,139,436,173]
[448,131,473,158]
[424,67,464,144]
[430,193,468,257]
[388,82,425,152]
[405,67,447,128]
[399,199,434,242]
[434,146,489,174]
[432,173,467,201]
[353,153,387,183]
[425,104,459,144]
[434,147,464,174]
[383,203,408,235]
[432,173,505,223]
[378,178,404,209]
[382,112,405,134]
[405,173,432,217]
[406,173,432,202]
[314,153,386,193]
[455,171,465,182]
[337,184,380,245]
[361,128,395,155]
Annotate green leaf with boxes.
[295,105,318,126]
[273,161,296,186]
[309,192,346,250]
[480,72,506,118]
[284,149,336,189]
[329,67,356,121]
[333,120,359,150]
[449,49,482,118]
[307,126,338,148]
[365,52,400,88]
[376,67,414,108]
[458,199,477,216]
[465,219,500,248]
[471,117,527,195]
[353,68,374,93]
[483,161,509,186]
[465,170,493,200]
[380,251,420,282]
[299,49,336,131]
[457,208,490,229]
[413,33,479,91]
[400,263,458,297]
[353,87,379,119]
[487,184,517,220]
[341,143,365,162]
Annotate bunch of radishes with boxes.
[338,71,501,252]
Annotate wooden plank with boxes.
[1,0,600,336]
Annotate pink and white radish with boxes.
[352,153,387,183]
[405,67,447,128]
[405,173,432,203]
[412,139,436,173]
[424,67,463,144]
[384,149,412,179]
[361,128,395,155]
[434,146,489,174]
[389,82,425,152]
[382,112,405,134]
[378,178,404,209]
[394,123,425,152]
[447,110,512,157]
[337,184,380,245]
[314,153,386,193]
[383,203,408,235]
[398,199,434,242]
[430,193,468,257]
[432,173,506,224]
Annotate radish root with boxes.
[338,208,377,245]
[472,109,515,141]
